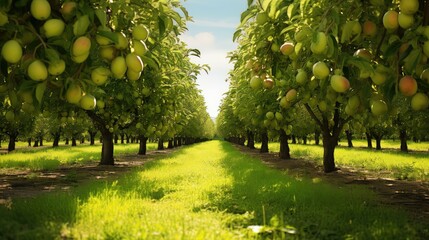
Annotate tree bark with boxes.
[89,131,96,145]
[53,133,60,147]
[291,135,297,144]
[365,132,372,149]
[174,137,178,147]
[8,133,17,152]
[400,129,408,153]
[33,140,39,147]
[100,131,115,165]
[260,131,269,153]
[65,138,69,145]
[303,136,307,145]
[168,139,174,149]
[322,133,337,172]
[375,136,382,150]
[315,130,320,145]
[120,133,125,144]
[346,130,353,148]
[246,130,255,149]
[158,139,164,150]
[114,134,118,144]
[138,135,148,155]
[27,138,31,147]
[279,129,290,159]
[39,137,43,146]
[72,137,77,146]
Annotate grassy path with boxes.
[0,141,428,239]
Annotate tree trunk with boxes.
[90,131,96,145]
[27,138,31,147]
[260,132,269,153]
[346,130,353,148]
[279,129,290,159]
[8,134,17,152]
[126,134,130,144]
[322,133,337,173]
[246,130,255,149]
[158,139,164,150]
[65,138,69,145]
[120,133,125,144]
[291,135,297,144]
[375,136,382,150]
[33,140,39,147]
[400,129,408,153]
[303,136,307,145]
[72,137,77,146]
[365,132,372,149]
[174,137,178,147]
[53,133,60,147]
[100,131,115,165]
[39,137,43,146]
[315,130,320,145]
[114,134,118,144]
[138,135,148,155]
[168,139,174,149]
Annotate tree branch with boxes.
[304,103,323,128]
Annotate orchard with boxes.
[218,0,429,172]
[0,0,429,238]
[0,0,214,164]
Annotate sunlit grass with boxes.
[0,141,427,239]
[0,143,157,171]
[266,140,429,181]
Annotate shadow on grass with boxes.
[204,141,429,239]
[0,148,186,239]
[1,141,428,239]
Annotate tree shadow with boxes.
[202,141,429,239]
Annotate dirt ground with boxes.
[0,149,173,206]
[233,144,429,222]
[1,145,428,223]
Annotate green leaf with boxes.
[262,0,272,12]
[158,16,166,38]
[239,7,255,27]
[140,55,159,71]
[403,49,421,75]
[95,9,107,26]
[287,3,296,19]
[97,30,118,44]
[35,81,47,104]
[233,29,242,42]
[44,48,60,63]
[384,40,402,58]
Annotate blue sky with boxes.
[179,0,248,118]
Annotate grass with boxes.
[0,143,158,171]
[0,140,427,239]
[265,140,429,181]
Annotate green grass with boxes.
[0,143,158,171]
[0,141,427,239]
[264,140,429,181]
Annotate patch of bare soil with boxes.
[0,148,176,206]
[234,144,429,222]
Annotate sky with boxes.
[179,0,248,118]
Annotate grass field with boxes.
[0,141,427,239]
[0,142,158,171]
[264,140,429,181]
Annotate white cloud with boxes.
[180,32,234,118]
[180,32,215,49]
